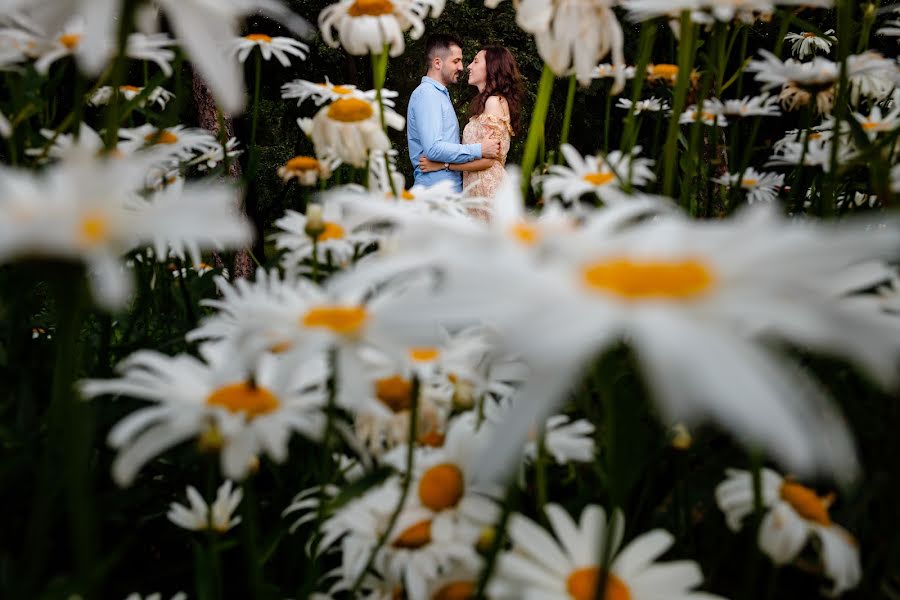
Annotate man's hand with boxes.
[481,139,501,159]
[419,156,443,173]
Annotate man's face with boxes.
[439,45,464,85]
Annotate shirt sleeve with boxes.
[412,90,482,163]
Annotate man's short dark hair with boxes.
[425,34,462,65]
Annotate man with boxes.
[407,34,501,192]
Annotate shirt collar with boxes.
[421,76,449,94]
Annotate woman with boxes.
[419,45,523,204]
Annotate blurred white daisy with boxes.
[593,62,636,81]
[119,124,223,166]
[185,137,243,172]
[680,105,729,127]
[167,479,243,532]
[231,32,309,66]
[305,94,404,168]
[271,202,379,272]
[318,0,443,57]
[716,468,861,596]
[846,51,899,104]
[488,503,722,600]
[89,85,175,110]
[541,143,655,204]
[515,0,626,90]
[281,78,380,107]
[124,593,187,600]
[0,150,252,308]
[718,93,781,118]
[622,0,830,24]
[713,167,785,204]
[81,342,328,485]
[277,155,327,185]
[785,29,835,59]
[615,97,669,114]
[853,104,900,140]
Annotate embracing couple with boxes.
[407,34,523,213]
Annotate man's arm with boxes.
[411,91,484,163]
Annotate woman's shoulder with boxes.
[484,95,508,111]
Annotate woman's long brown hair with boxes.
[468,45,524,135]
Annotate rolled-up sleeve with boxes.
[411,90,482,163]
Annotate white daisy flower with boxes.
[58,0,312,113]
[281,77,384,107]
[515,0,626,90]
[615,97,670,114]
[0,109,11,138]
[892,163,900,193]
[747,50,839,113]
[785,29,835,59]
[89,85,175,110]
[118,124,223,168]
[373,198,900,484]
[80,343,328,486]
[318,0,443,57]
[680,104,729,127]
[0,150,252,308]
[123,593,187,600]
[716,468,861,596]
[713,167,785,204]
[488,399,595,465]
[846,51,899,105]
[305,94,404,168]
[718,93,781,118]
[593,62,636,81]
[271,202,379,272]
[185,137,243,172]
[488,503,723,600]
[24,123,134,163]
[125,31,177,76]
[167,480,243,532]
[853,104,900,139]
[621,0,831,24]
[231,32,309,66]
[277,155,328,185]
[541,143,656,204]
[877,12,900,38]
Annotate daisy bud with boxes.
[304,204,326,240]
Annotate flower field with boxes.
[1,1,900,599]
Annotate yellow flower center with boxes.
[347,0,395,17]
[582,258,715,301]
[409,347,440,362]
[392,519,432,548]
[206,382,280,419]
[418,429,445,447]
[286,156,320,171]
[741,178,758,187]
[317,221,345,241]
[566,567,631,600]
[59,33,81,49]
[418,463,464,510]
[301,305,367,335]
[862,120,879,131]
[583,172,615,186]
[802,32,817,38]
[79,213,109,247]
[145,130,179,145]
[432,581,476,600]
[120,85,142,93]
[649,64,678,79]
[375,375,413,413]
[509,221,540,245]
[327,97,374,123]
[780,481,833,526]
[401,189,416,201]
[319,83,353,94]
[245,33,272,43]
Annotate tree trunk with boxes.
[192,74,254,280]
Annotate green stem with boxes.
[240,478,264,600]
[371,45,390,132]
[824,0,854,217]
[248,49,262,183]
[535,428,549,514]
[662,12,697,198]
[774,10,795,58]
[558,74,577,153]
[474,481,520,600]
[105,0,138,149]
[620,24,656,154]
[520,65,556,199]
[857,2,878,54]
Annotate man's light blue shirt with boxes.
[407,76,481,191]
